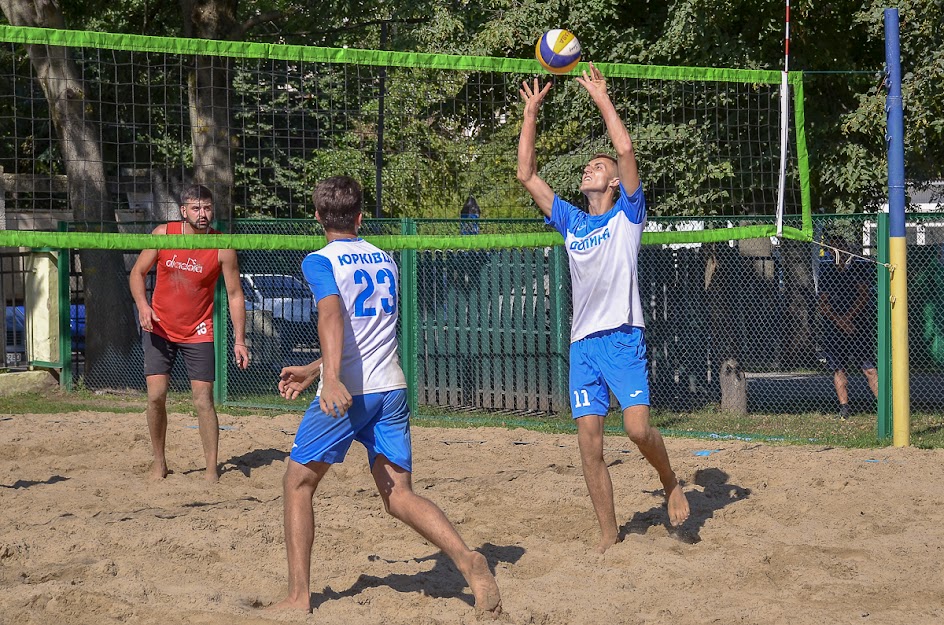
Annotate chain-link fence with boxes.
[6,213,942,427]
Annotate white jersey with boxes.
[301,238,406,396]
[546,182,647,343]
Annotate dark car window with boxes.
[252,276,310,299]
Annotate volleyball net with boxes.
[0,25,811,251]
[0,25,824,417]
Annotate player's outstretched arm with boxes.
[129,224,165,332]
[316,296,352,418]
[516,78,556,217]
[576,62,640,193]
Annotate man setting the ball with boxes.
[516,62,690,553]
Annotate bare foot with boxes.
[461,551,501,617]
[596,532,620,554]
[264,596,311,613]
[149,461,169,480]
[665,477,690,527]
[205,467,220,484]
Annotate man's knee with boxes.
[625,422,652,445]
[147,392,167,407]
[191,383,215,412]
[283,461,323,493]
[622,406,652,444]
[380,482,423,520]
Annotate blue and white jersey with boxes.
[546,182,647,343]
[301,238,406,396]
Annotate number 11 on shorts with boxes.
[573,389,590,408]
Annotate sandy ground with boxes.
[2,406,944,625]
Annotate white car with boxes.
[240,273,317,351]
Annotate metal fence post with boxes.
[548,245,569,412]
[214,278,227,405]
[885,8,910,446]
[876,212,891,439]
[399,218,419,413]
[57,236,73,391]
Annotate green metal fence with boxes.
[9,213,944,429]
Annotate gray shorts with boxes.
[142,332,215,382]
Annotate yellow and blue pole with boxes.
[885,9,910,446]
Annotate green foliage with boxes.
[2,0,942,220]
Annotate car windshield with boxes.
[252,275,311,299]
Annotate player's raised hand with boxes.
[575,62,608,100]
[519,78,552,116]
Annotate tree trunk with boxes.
[2,0,140,387]
[719,357,747,415]
[705,244,748,414]
[182,0,238,228]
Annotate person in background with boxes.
[818,241,878,419]
[129,184,249,482]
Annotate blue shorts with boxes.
[569,325,650,418]
[290,388,412,472]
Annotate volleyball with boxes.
[535,29,582,75]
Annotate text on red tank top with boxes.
[150,221,222,343]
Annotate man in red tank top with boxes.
[130,185,249,483]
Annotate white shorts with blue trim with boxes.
[569,325,650,418]
[290,388,412,472]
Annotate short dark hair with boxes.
[313,176,362,232]
[180,184,213,205]
[591,153,618,165]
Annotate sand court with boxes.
[2,408,943,624]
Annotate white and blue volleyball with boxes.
[535,29,582,75]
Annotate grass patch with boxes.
[0,389,286,418]
[2,390,942,449]
[414,405,944,449]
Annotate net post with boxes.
[399,218,419,414]
[885,8,910,447]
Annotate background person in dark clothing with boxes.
[817,243,879,419]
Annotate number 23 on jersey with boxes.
[353,267,397,317]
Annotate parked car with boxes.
[240,274,317,351]
[4,304,86,365]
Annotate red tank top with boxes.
[150,221,223,343]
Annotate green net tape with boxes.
[0,225,810,251]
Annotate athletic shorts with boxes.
[142,331,215,382]
[290,388,412,472]
[569,324,650,418]
[822,330,876,372]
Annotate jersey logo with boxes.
[569,227,611,252]
[165,254,205,273]
[629,390,643,398]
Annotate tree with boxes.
[0,0,140,385]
